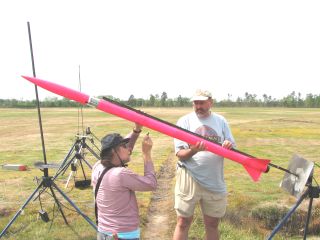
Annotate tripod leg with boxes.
[48,186,68,225]
[54,142,77,175]
[65,168,76,188]
[59,155,77,177]
[54,158,73,179]
[85,144,101,163]
[267,189,309,239]
[51,181,97,230]
[0,182,43,238]
[79,159,87,180]
[35,155,74,200]
[80,156,92,171]
[303,196,314,240]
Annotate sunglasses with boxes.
[118,143,128,149]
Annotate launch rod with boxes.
[102,97,298,178]
[27,22,49,177]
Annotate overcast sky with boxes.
[1,0,319,101]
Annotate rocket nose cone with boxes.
[22,75,36,83]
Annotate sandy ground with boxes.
[142,152,177,240]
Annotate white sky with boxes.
[1,0,319,101]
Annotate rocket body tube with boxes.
[22,76,270,181]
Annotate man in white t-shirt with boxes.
[173,89,236,240]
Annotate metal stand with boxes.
[0,22,97,239]
[0,175,97,238]
[267,175,319,239]
[53,129,100,188]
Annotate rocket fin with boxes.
[243,158,270,181]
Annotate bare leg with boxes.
[172,215,193,240]
[203,214,220,240]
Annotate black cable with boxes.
[33,177,45,210]
[37,187,79,214]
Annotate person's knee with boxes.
[176,216,193,229]
[204,215,219,229]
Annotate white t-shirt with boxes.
[174,112,235,193]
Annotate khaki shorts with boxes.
[174,167,227,218]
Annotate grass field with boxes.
[0,107,320,239]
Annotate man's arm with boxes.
[177,139,234,161]
[176,141,206,161]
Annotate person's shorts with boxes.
[97,232,115,240]
[174,167,227,218]
[97,232,139,240]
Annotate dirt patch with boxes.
[142,152,177,240]
[275,119,316,124]
[0,207,11,217]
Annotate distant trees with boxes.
[149,94,155,106]
[1,91,320,108]
[127,94,136,106]
[305,93,320,108]
[121,92,191,107]
[0,97,80,108]
[160,92,168,107]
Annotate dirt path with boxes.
[142,152,177,240]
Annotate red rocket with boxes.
[22,76,270,181]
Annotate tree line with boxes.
[1,91,320,108]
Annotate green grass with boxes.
[0,108,173,239]
[1,107,320,239]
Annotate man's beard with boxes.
[195,108,209,117]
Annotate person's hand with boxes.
[222,140,233,149]
[189,141,206,154]
[142,134,153,155]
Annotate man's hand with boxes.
[190,141,206,154]
[222,140,233,149]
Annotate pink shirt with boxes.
[91,132,157,232]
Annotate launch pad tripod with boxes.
[267,155,319,239]
[0,173,97,238]
[0,22,97,239]
[53,127,100,188]
[267,173,319,239]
